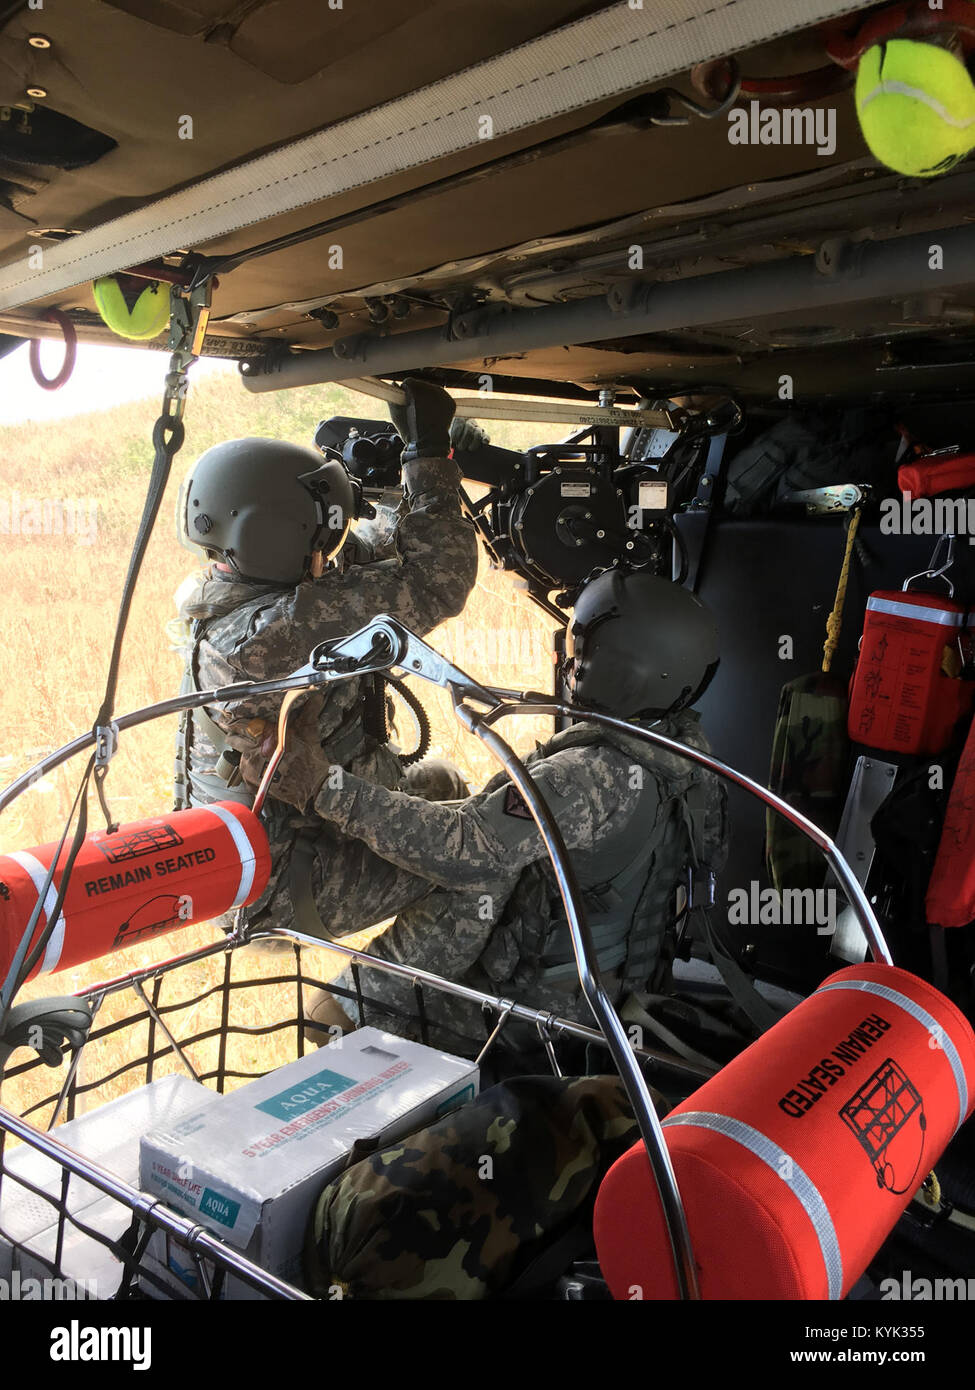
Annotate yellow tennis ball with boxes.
[92,276,171,340]
[856,38,975,177]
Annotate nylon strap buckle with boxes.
[162,275,213,426]
[94,720,119,770]
[686,866,716,910]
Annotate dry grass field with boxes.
[0,366,563,1129]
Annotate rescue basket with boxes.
[0,928,692,1302]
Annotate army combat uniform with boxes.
[173,453,478,936]
[312,707,727,1051]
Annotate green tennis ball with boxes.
[92,275,171,340]
[855,38,975,178]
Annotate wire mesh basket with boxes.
[0,927,688,1302]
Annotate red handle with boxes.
[898,452,975,498]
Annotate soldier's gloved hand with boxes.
[449,417,490,455]
[389,379,456,465]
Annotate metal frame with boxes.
[0,617,891,1303]
[0,929,710,1302]
[239,222,975,394]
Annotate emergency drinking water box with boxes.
[0,1074,211,1293]
[0,802,271,982]
[594,963,975,1300]
[139,1027,479,1298]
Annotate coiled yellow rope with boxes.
[822,506,862,675]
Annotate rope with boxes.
[822,506,862,674]
[921,1169,942,1209]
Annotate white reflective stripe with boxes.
[7,851,67,974]
[818,979,969,1130]
[203,803,256,908]
[866,596,964,627]
[860,81,975,131]
[0,0,869,311]
[663,1110,843,1300]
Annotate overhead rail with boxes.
[240,222,975,391]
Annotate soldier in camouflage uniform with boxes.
[308,570,727,1054]
[172,379,478,938]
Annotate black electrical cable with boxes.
[384,675,432,767]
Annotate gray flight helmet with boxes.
[179,437,356,584]
[566,569,719,718]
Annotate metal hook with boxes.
[474,999,515,1067]
[536,1015,564,1078]
[904,533,956,596]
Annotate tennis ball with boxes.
[855,38,975,178]
[92,275,170,340]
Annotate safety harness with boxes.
[173,582,283,811]
[173,584,430,812]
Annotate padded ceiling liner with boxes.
[104,0,608,86]
[0,0,609,259]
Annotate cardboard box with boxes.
[0,1074,212,1294]
[9,1196,139,1300]
[140,1028,479,1298]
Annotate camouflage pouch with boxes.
[304,1075,651,1300]
[766,671,849,892]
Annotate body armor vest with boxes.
[491,712,727,998]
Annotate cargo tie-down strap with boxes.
[0,0,867,311]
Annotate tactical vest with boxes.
[495,713,727,997]
[172,582,391,812]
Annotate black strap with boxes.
[499,1216,597,1300]
[0,754,96,1034]
[692,907,781,1035]
[96,415,185,735]
[682,432,728,592]
[288,830,336,942]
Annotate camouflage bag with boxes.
[305,1075,651,1300]
[766,671,849,892]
